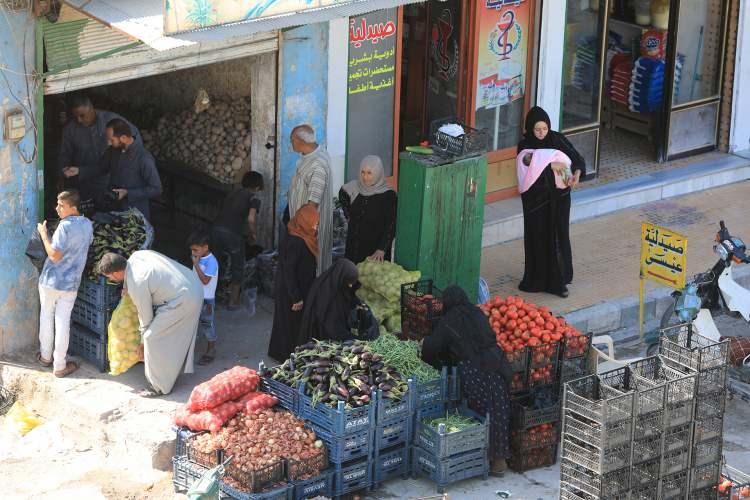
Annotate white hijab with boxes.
[342,155,393,202]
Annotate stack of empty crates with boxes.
[560,322,728,500]
[69,277,121,372]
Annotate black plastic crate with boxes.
[332,459,372,498]
[71,298,112,337]
[371,444,410,488]
[78,277,121,309]
[174,426,200,457]
[225,458,285,493]
[311,423,371,464]
[400,280,443,340]
[429,117,490,157]
[414,404,489,459]
[511,388,560,430]
[511,422,558,450]
[287,450,328,482]
[69,323,108,372]
[298,384,374,436]
[221,481,292,500]
[508,442,558,473]
[660,470,689,499]
[692,437,722,468]
[412,446,488,493]
[560,458,631,498]
[561,356,592,384]
[562,332,593,360]
[291,469,334,500]
[186,433,223,468]
[374,415,411,451]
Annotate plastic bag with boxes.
[4,402,43,436]
[107,295,142,376]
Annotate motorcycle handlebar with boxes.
[720,220,726,230]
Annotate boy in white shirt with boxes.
[189,231,219,365]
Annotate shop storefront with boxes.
[560,0,731,177]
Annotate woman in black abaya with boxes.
[517,106,585,298]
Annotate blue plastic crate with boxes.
[69,323,108,372]
[374,416,411,451]
[447,366,460,401]
[311,423,371,464]
[411,367,450,410]
[332,459,372,498]
[375,388,412,425]
[174,426,200,457]
[291,469,334,500]
[220,481,292,500]
[298,385,374,436]
[414,404,489,459]
[412,446,489,494]
[258,372,298,413]
[71,298,112,337]
[78,277,121,309]
[372,444,410,488]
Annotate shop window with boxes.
[425,0,462,129]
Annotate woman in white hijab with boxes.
[338,155,397,264]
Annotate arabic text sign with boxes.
[346,8,397,180]
[640,223,688,289]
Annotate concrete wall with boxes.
[536,0,567,130]
[0,12,41,357]
[277,24,329,225]
[327,18,349,195]
[730,0,750,153]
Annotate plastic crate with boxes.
[429,117,490,157]
[561,356,592,384]
[511,422,558,450]
[400,280,443,340]
[632,434,664,463]
[69,323,108,372]
[691,486,719,500]
[630,481,660,500]
[694,416,723,443]
[560,458,631,498]
[635,410,664,438]
[660,470,689,499]
[71,298,112,337]
[562,332,593,360]
[225,458,285,493]
[660,446,690,476]
[696,390,727,419]
[258,363,298,413]
[287,451,328,481]
[507,348,530,394]
[561,436,631,475]
[172,455,205,492]
[311,423,371,464]
[563,375,635,426]
[414,404,489,459]
[632,458,660,487]
[374,416,411,451]
[508,442,558,473]
[529,362,558,389]
[174,426,200,457]
[298,384,374,436]
[629,356,698,405]
[411,366,450,410]
[371,444,410,488]
[663,356,728,396]
[719,464,750,500]
[692,438,722,468]
[375,388,412,426]
[563,412,633,450]
[665,398,695,428]
[412,446,488,493]
[511,389,560,430]
[659,323,729,371]
[0,385,15,416]
[291,469,334,500]
[529,342,561,369]
[447,366,460,401]
[78,277,121,309]
[332,459,372,498]
[692,461,722,491]
[664,423,692,453]
[221,481,292,500]
[186,434,223,468]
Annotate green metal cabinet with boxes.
[395,153,487,303]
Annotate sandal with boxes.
[37,352,52,368]
[138,386,162,398]
[198,353,215,366]
[54,361,79,378]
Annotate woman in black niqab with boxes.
[296,258,361,345]
[421,286,513,475]
[517,106,586,298]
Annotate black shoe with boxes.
[557,287,569,298]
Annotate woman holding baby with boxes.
[516,106,586,298]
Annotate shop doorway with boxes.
[561,0,729,180]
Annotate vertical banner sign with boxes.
[638,222,688,337]
[346,9,398,181]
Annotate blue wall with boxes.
[0,12,40,356]
[277,23,329,223]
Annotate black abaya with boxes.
[518,107,585,295]
[338,189,397,264]
[268,235,316,362]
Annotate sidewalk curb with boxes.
[562,265,750,341]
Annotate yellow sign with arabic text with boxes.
[640,223,688,289]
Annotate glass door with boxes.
[560,0,611,178]
[662,0,729,159]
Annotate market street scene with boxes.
[2,1,750,499]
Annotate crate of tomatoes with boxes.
[400,280,443,340]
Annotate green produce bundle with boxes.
[425,410,480,434]
[368,332,438,383]
[357,260,420,304]
[86,209,151,280]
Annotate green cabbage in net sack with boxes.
[107,294,142,375]
[357,260,421,303]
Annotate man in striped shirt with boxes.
[285,124,333,275]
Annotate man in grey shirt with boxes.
[59,94,141,205]
[101,118,162,221]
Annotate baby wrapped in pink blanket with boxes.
[517,149,573,194]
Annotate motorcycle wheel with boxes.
[660,298,682,330]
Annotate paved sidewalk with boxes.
[481,179,750,323]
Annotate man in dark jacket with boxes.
[100,118,162,220]
[59,94,141,206]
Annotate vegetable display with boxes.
[368,332,439,383]
[356,260,421,334]
[268,340,408,408]
[187,366,260,412]
[85,209,149,280]
[424,410,480,434]
[107,294,141,376]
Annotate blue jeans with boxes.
[198,298,217,342]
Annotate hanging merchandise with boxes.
[634,0,652,26]
[609,56,634,106]
[629,57,665,113]
[640,29,668,60]
[571,37,599,92]
[651,0,670,30]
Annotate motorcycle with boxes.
[645,221,750,356]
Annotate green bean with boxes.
[368,333,439,383]
[426,409,479,433]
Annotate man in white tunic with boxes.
[285,124,333,275]
[97,250,203,396]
